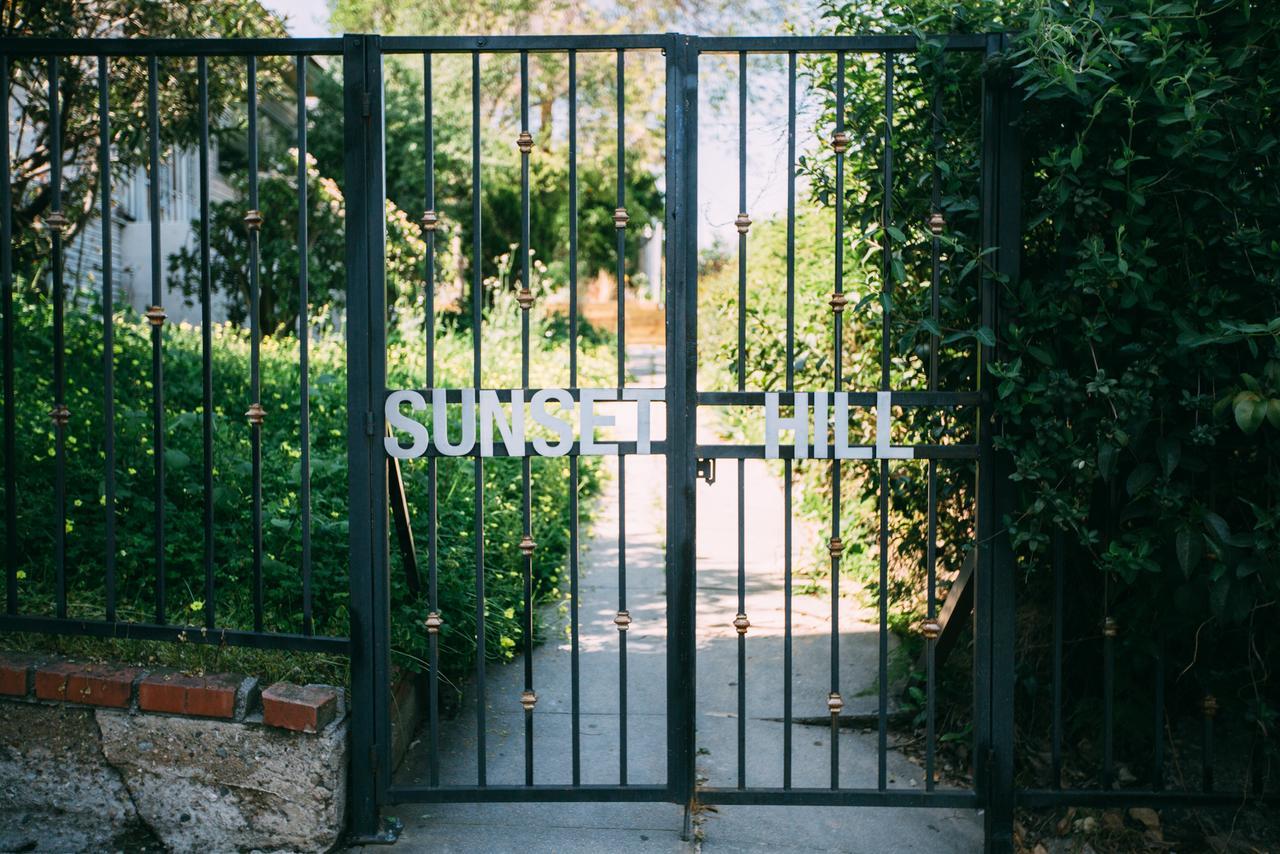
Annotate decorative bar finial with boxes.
[733,613,750,635]
[1103,617,1118,638]
[520,689,538,712]
[613,207,629,230]
[145,306,167,327]
[243,209,264,232]
[735,212,752,235]
[246,403,266,426]
[928,212,945,235]
[49,404,70,427]
[516,289,535,311]
[1202,694,1218,718]
[420,210,440,232]
[43,210,69,237]
[425,611,443,635]
[922,619,942,640]
[828,536,844,558]
[829,292,849,313]
[827,692,844,715]
[831,131,850,155]
[518,534,537,556]
[516,131,534,154]
[614,610,632,631]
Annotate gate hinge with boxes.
[361,91,372,117]
[365,411,376,435]
[696,458,716,485]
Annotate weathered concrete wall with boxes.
[0,699,347,853]
[97,709,347,853]
[0,653,349,854]
[0,702,149,851]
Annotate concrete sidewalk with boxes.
[375,350,981,852]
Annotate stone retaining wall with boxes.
[0,652,347,853]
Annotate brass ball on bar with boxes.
[827,692,844,715]
[425,611,443,635]
[735,212,752,234]
[1103,617,1118,638]
[516,130,534,154]
[516,289,535,311]
[928,211,945,235]
[49,404,70,427]
[922,620,942,640]
[420,210,440,232]
[829,292,849,313]
[520,689,538,712]
[145,305,167,327]
[733,613,750,635]
[243,209,264,232]
[43,210,69,237]
[518,534,537,556]
[613,207,630,230]
[614,610,632,631]
[828,536,844,558]
[1202,694,1218,718]
[831,131,850,155]
[246,402,266,426]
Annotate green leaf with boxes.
[1070,145,1083,169]
[1156,437,1181,477]
[1175,527,1202,576]
[164,449,191,470]
[1267,399,1280,430]
[1234,393,1266,433]
[1126,463,1156,496]
[1203,512,1232,545]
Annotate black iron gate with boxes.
[343,32,1021,851]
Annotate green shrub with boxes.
[4,286,614,692]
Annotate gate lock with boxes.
[696,458,716,485]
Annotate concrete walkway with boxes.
[379,348,981,852]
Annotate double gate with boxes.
[342,33,1021,851]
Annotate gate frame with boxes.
[342,31,1021,852]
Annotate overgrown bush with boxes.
[5,286,613,691]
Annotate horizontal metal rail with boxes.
[699,787,980,808]
[386,784,672,804]
[0,614,347,653]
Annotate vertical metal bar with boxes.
[518,49,536,788]
[198,57,214,631]
[1152,629,1165,789]
[978,33,1020,854]
[1202,695,1216,792]
[297,54,313,636]
[247,55,263,633]
[423,49,441,790]
[829,50,846,791]
[568,48,582,788]
[876,52,894,792]
[99,56,118,623]
[735,48,748,792]
[1103,612,1116,788]
[344,33,389,840]
[470,49,487,787]
[783,49,796,791]
[665,31,698,810]
[146,54,166,624]
[0,55,13,616]
[615,46,630,787]
[50,56,67,619]
[924,51,943,795]
[1051,535,1064,789]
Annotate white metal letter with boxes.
[531,388,574,456]
[765,392,809,459]
[479,389,525,457]
[432,388,476,456]
[384,390,429,459]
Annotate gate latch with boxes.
[696,458,716,485]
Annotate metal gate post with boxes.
[344,33,397,844]
[977,32,1022,854]
[664,32,699,815]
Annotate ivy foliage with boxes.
[796,0,1279,769]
